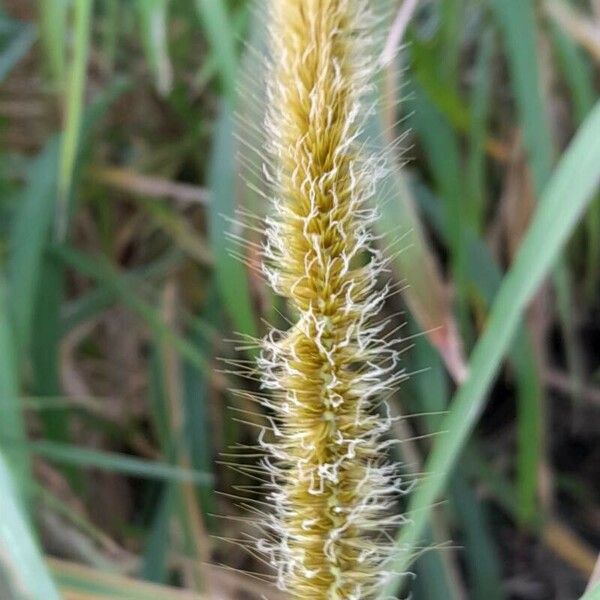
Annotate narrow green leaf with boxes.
[32,256,70,445]
[404,317,504,600]
[415,175,544,527]
[490,0,553,192]
[57,0,93,240]
[514,332,543,525]
[30,440,213,486]
[413,533,459,600]
[0,16,36,83]
[551,23,595,123]
[409,83,470,339]
[384,100,600,595]
[36,0,68,88]
[194,0,237,98]
[61,251,181,332]
[467,28,493,233]
[0,452,61,600]
[8,138,60,361]
[551,23,600,299]
[489,0,555,526]
[141,485,175,583]
[581,584,600,600]
[183,308,217,522]
[137,0,173,95]
[450,476,504,600]
[0,276,29,489]
[52,245,210,376]
[101,0,119,75]
[208,102,258,341]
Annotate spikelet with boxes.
[249,1,407,598]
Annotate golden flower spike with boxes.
[251,1,407,597]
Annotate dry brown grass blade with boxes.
[543,520,598,577]
[379,0,419,66]
[544,369,600,407]
[386,173,468,385]
[380,17,468,384]
[160,279,211,592]
[92,167,210,206]
[48,557,206,600]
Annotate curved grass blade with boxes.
[383,100,600,596]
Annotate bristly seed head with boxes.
[252,1,407,598]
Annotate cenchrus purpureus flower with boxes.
[241,0,408,598]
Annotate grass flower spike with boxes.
[251,1,406,597]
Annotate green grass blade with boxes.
[57,0,93,240]
[30,440,213,486]
[490,0,553,191]
[416,176,545,526]
[8,138,60,362]
[514,332,543,525]
[551,22,600,299]
[142,343,181,583]
[32,256,70,448]
[101,0,119,75]
[467,28,493,233]
[410,83,470,339]
[141,484,175,583]
[0,452,61,600]
[33,81,128,447]
[182,297,217,523]
[194,0,237,98]
[404,318,504,600]
[208,102,258,341]
[412,529,460,600]
[489,0,558,526]
[450,476,504,600]
[61,251,181,332]
[0,15,36,83]
[36,0,68,88]
[52,245,210,375]
[551,23,595,123]
[581,584,600,600]
[0,276,30,489]
[384,100,600,595]
[136,0,173,95]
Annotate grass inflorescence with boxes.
[250,1,407,597]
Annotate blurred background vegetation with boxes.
[0,0,599,598]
